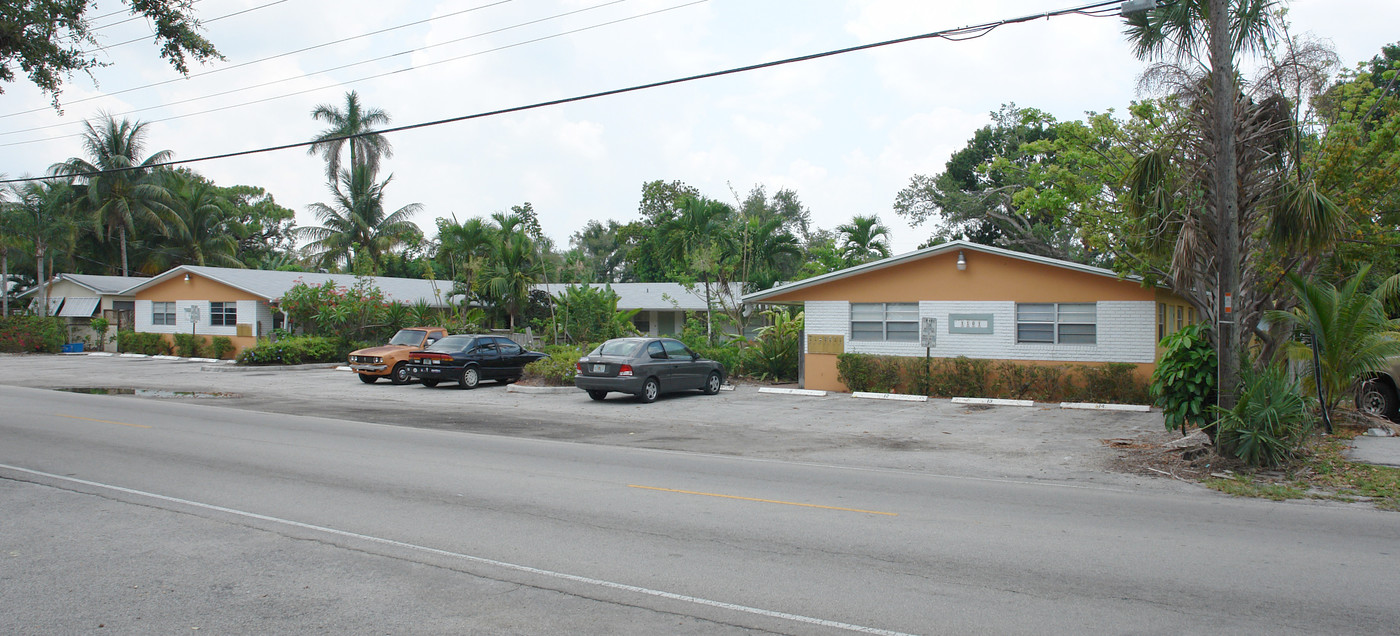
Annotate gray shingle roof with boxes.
[536,282,742,311]
[124,266,459,307]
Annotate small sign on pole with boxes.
[920,317,937,348]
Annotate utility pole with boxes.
[1209,0,1240,411]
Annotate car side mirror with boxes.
[692,352,700,360]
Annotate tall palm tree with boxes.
[50,114,181,276]
[6,181,78,316]
[307,91,394,184]
[836,214,892,265]
[299,165,422,272]
[744,216,801,290]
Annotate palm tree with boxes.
[146,171,242,270]
[483,233,543,331]
[50,114,182,276]
[436,215,493,300]
[836,214,892,265]
[307,91,394,184]
[5,181,78,316]
[1265,267,1400,412]
[299,165,422,272]
[743,216,801,290]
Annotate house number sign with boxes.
[948,313,995,334]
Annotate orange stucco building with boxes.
[744,241,1195,392]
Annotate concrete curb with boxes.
[203,362,337,373]
[1059,402,1152,412]
[507,384,578,395]
[852,391,929,403]
[952,397,1036,407]
[758,387,827,397]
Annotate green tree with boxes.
[50,114,182,276]
[435,215,492,301]
[483,233,543,331]
[836,214,891,265]
[307,91,394,184]
[1265,267,1400,412]
[0,0,220,109]
[5,180,77,316]
[300,165,422,272]
[149,170,240,269]
[215,184,298,268]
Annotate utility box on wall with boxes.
[236,323,253,337]
[807,334,844,355]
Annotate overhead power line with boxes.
[0,0,511,120]
[82,0,293,54]
[1,0,633,138]
[0,0,1125,185]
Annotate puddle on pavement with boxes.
[56,387,239,399]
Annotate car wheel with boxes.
[636,377,659,403]
[421,379,440,388]
[389,362,411,385]
[1356,379,1400,422]
[358,373,378,384]
[459,367,480,389]
[587,390,607,401]
[703,371,722,395]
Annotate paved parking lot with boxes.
[0,353,1181,490]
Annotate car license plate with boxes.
[592,364,606,373]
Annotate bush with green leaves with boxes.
[89,317,111,349]
[521,345,584,385]
[236,336,347,365]
[834,353,1146,402]
[744,308,803,381]
[1213,362,1316,467]
[1151,323,1217,434]
[117,330,172,355]
[173,333,205,357]
[279,277,390,340]
[836,354,903,392]
[0,316,66,353]
[1076,363,1151,404]
[550,284,640,345]
[209,336,235,360]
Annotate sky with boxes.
[1,0,1397,258]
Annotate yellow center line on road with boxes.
[56,414,151,429]
[628,485,897,516]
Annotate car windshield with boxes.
[425,335,472,352]
[388,329,427,346]
[595,340,642,357]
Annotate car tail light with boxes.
[618,364,633,377]
[575,362,584,373]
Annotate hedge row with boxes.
[836,354,1150,404]
[236,336,363,365]
[0,316,66,353]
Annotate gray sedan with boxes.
[574,337,725,403]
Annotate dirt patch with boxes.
[1104,429,1245,481]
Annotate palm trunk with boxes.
[36,244,46,317]
[119,225,129,277]
[2,248,8,317]
[1209,0,1241,411]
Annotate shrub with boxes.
[209,336,235,360]
[1151,323,1217,434]
[522,346,584,385]
[836,354,902,393]
[237,336,346,365]
[0,316,66,353]
[744,308,803,381]
[1214,362,1316,467]
[117,331,172,355]
[89,317,111,349]
[929,356,993,398]
[173,333,205,357]
[1075,362,1150,404]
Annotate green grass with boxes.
[1203,435,1400,511]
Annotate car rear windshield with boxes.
[425,335,472,352]
[595,340,642,357]
[389,329,427,346]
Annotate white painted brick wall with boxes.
[803,299,1155,364]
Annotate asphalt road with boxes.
[2,374,1398,634]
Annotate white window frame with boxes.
[1016,302,1096,344]
[152,301,175,326]
[850,302,919,342]
[210,301,237,327]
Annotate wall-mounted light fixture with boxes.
[184,273,191,282]
[956,250,967,271]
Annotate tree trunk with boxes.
[36,244,46,317]
[119,224,130,277]
[1209,0,1241,411]
[2,248,8,317]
